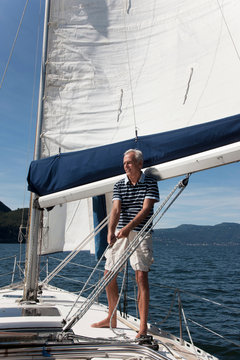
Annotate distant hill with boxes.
[153,223,240,245]
[0,202,28,243]
[0,201,11,213]
[1,201,240,245]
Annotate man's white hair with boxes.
[124,149,143,163]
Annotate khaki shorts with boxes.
[105,231,153,272]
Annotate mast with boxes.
[23,0,51,301]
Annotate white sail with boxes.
[37,0,240,253]
[41,199,95,255]
[41,0,240,154]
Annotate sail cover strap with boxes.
[27,114,240,196]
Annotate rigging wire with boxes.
[216,0,240,63]
[42,214,110,285]
[0,0,30,89]
[149,281,240,315]
[188,318,240,349]
[65,243,110,321]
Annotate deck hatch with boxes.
[0,307,60,318]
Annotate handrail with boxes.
[0,271,16,278]
[0,255,18,285]
[0,255,16,262]
[149,282,240,315]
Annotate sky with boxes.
[0,0,239,229]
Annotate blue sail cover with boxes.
[27,115,240,196]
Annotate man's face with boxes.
[123,152,142,177]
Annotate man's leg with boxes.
[135,270,149,337]
[91,270,118,328]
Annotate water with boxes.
[0,241,239,360]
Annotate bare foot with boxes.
[136,329,147,338]
[91,317,117,328]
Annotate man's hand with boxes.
[116,226,130,239]
[107,200,121,246]
[107,232,117,246]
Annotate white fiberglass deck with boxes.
[0,284,218,360]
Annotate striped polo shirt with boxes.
[112,172,160,232]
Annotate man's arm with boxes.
[107,199,121,246]
[116,198,156,239]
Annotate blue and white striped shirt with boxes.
[113,172,159,232]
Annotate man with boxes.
[92,149,159,338]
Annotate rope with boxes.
[131,275,139,318]
[123,261,128,317]
[61,332,139,344]
[109,262,128,338]
[60,332,178,359]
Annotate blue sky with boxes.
[0,1,239,228]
